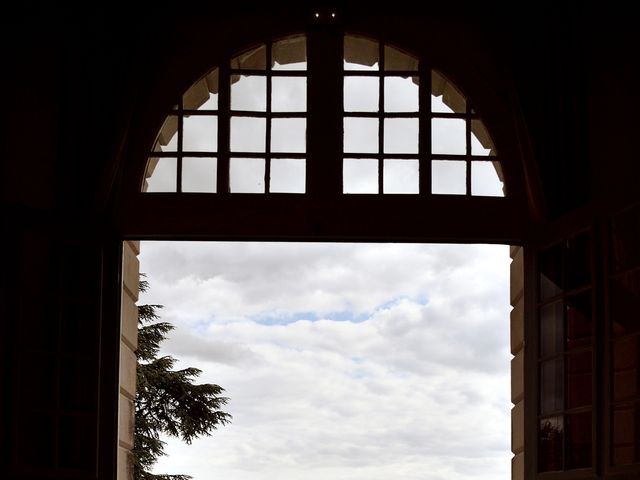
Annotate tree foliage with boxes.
[133,276,231,480]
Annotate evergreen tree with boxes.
[133,276,231,480]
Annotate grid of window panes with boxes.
[537,233,594,472]
[609,205,640,467]
[144,34,307,193]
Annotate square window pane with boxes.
[272,77,306,112]
[611,206,640,273]
[154,116,178,152]
[231,75,267,111]
[231,117,266,152]
[270,159,305,193]
[431,70,466,113]
[566,412,592,469]
[539,416,564,472]
[383,159,419,194]
[471,119,495,156]
[613,402,640,465]
[344,76,379,112]
[344,35,379,70]
[144,157,176,192]
[271,118,306,153]
[567,233,591,290]
[182,157,217,193]
[471,161,504,197]
[540,301,564,358]
[567,351,592,409]
[384,45,418,71]
[343,158,378,193]
[183,69,219,110]
[384,77,419,112]
[566,292,592,350]
[611,271,640,338]
[183,115,217,152]
[272,35,306,70]
[432,118,466,154]
[384,118,418,153]
[432,160,466,195]
[541,358,564,415]
[344,118,378,153]
[230,158,265,193]
[231,44,266,70]
[613,336,640,401]
[539,245,563,301]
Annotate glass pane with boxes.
[153,116,178,152]
[611,205,640,273]
[384,76,419,112]
[471,161,504,197]
[229,158,265,193]
[566,292,592,350]
[183,115,217,152]
[272,35,306,70]
[567,233,591,290]
[432,160,466,195]
[231,44,266,70]
[231,76,267,111]
[272,77,306,112]
[471,119,496,156]
[270,159,305,193]
[539,245,563,300]
[432,118,466,154]
[182,157,216,193]
[541,358,564,415]
[431,70,466,113]
[613,336,640,401]
[540,301,564,358]
[144,157,176,192]
[271,118,306,153]
[611,271,640,338]
[344,118,378,153]
[613,402,640,465]
[230,117,266,152]
[343,158,378,194]
[384,45,418,71]
[384,118,418,153]
[539,416,564,472]
[566,412,592,469]
[383,159,419,194]
[567,351,592,409]
[183,69,219,110]
[344,76,379,112]
[344,35,379,70]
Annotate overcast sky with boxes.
[139,241,512,480]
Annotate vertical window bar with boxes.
[419,64,431,196]
[265,41,273,193]
[378,41,384,194]
[177,96,184,193]
[465,102,472,196]
[218,62,231,194]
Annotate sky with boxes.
[139,241,512,480]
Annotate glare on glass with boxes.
[271,118,306,153]
[231,44,266,70]
[230,158,265,193]
[384,45,418,71]
[230,117,266,152]
[344,35,379,70]
[344,76,379,112]
[343,158,378,193]
[154,116,178,152]
[344,118,378,153]
[431,70,466,113]
[270,159,305,193]
[183,69,219,110]
[384,77,419,112]
[384,118,418,153]
[272,35,307,70]
[272,77,306,112]
[471,161,504,197]
[145,157,176,192]
[383,159,419,194]
[432,118,466,155]
[432,160,466,195]
[471,119,496,156]
[182,157,217,193]
[231,76,267,111]
[183,115,217,152]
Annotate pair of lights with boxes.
[314,12,336,18]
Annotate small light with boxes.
[331,12,336,18]
[315,12,320,18]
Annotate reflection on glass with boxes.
[541,358,564,415]
[344,35,379,70]
[471,120,495,156]
[539,245,563,300]
[183,115,217,152]
[182,157,217,193]
[272,77,306,112]
[383,159,419,194]
[344,76,379,112]
[540,301,564,358]
[271,118,306,153]
[566,412,592,469]
[231,76,267,111]
[384,118,418,153]
[343,159,378,193]
[539,416,564,472]
[231,44,266,70]
[144,157,176,192]
[613,336,639,401]
[611,271,640,338]
[344,118,378,153]
[270,159,305,193]
[613,402,640,465]
[384,77,418,112]
[154,116,178,152]
[432,160,466,195]
[471,161,504,197]
[183,69,219,110]
[566,233,591,290]
[431,70,466,113]
[272,35,306,70]
[230,117,266,152]
[230,158,265,193]
[566,293,592,350]
[384,45,418,71]
[432,118,466,154]
[567,351,592,409]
